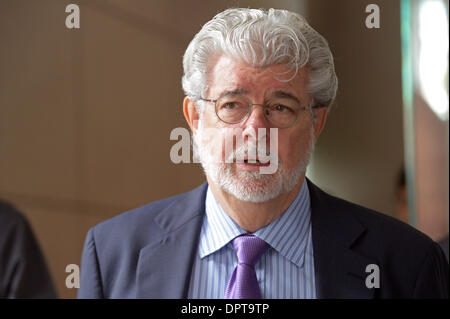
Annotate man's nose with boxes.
[242,105,270,138]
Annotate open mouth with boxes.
[241,158,270,166]
[244,159,260,164]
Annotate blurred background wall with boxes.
[0,0,447,298]
[306,0,405,220]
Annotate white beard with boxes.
[194,123,315,203]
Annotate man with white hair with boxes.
[79,8,448,299]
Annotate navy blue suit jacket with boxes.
[78,180,449,298]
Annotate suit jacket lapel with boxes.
[136,183,207,298]
[307,179,376,299]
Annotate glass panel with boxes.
[401,0,449,241]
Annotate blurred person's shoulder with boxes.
[0,200,30,235]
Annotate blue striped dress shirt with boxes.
[187,180,316,299]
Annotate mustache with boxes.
[194,127,279,165]
[225,141,275,163]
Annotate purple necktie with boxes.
[224,234,269,299]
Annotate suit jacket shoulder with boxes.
[307,180,449,298]
[78,183,207,298]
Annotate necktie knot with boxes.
[232,234,268,267]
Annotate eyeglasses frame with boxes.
[198,96,325,129]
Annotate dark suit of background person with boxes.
[78,180,449,299]
[0,200,57,298]
[439,236,449,262]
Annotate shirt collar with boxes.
[198,187,247,258]
[199,180,312,267]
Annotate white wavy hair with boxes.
[182,7,338,109]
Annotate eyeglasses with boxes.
[200,95,322,129]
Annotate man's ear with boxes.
[313,106,328,140]
[183,96,200,133]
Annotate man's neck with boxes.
[207,175,306,233]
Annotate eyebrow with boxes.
[270,90,302,105]
[218,88,249,98]
[217,88,302,105]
